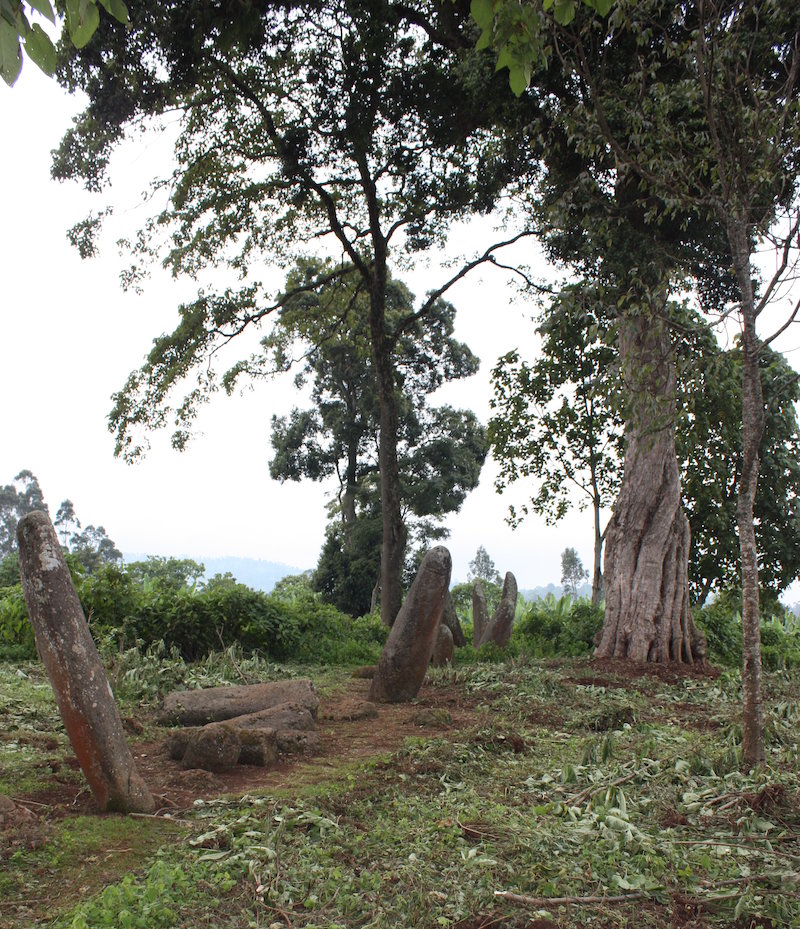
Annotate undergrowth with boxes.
[2,657,798,928]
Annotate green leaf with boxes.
[475,26,492,51]
[495,47,513,73]
[27,0,56,23]
[470,0,494,32]
[65,0,100,48]
[24,22,55,75]
[0,18,22,85]
[97,0,129,25]
[592,0,614,15]
[553,0,576,25]
[508,64,528,97]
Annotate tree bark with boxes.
[369,263,406,627]
[728,218,765,766]
[595,311,704,663]
[591,481,604,608]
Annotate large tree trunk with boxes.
[595,311,704,663]
[369,263,406,627]
[729,219,765,766]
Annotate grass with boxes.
[1,653,799,928]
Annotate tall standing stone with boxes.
[478,572,518,649]
[441,589,466,647]
[369,546,451,702]
[17,511,154,813]
[472,580,489,646]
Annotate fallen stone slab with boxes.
[168,724,279,768]
[160,679,318,726]
[181,723,241,773]
[166,728,198,761]
[276,730,321,755]
[226,701,316,733]
[238,728,279,767]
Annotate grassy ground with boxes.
[1,652,799,928]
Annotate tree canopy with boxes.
[55,0,530,624]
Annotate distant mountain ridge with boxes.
[520,582,593,602]
[124,554,303,593]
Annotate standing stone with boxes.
[478,572,518,648]
[441,589,466,647]
[17,511,154,813]
[431,623,454,667]
[369,546,452,703]
[472,580,490,646]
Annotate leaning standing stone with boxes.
[369,546,452,703]
[472,581,489,646]
[478,572,518,648]
[17,511,154,813]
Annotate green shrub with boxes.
[0,584,34,658]
[515,595,604,658]
[694,589,800,670]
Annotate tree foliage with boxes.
[560,547,588,598]
[265,264,487,617]
[467,545,501,586]
[55,0,528,624]
[0,0,128,85]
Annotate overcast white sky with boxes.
[3,62,800,598]
[0,65,600,588]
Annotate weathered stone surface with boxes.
[160,679,318,726]
[166,728,197,761]
[17,511,154,814]
[181,723,241,772]
[369,546,452,703]
[431,623,454,667]
[472,581,489,647]
[478,572,518,648]
[226,701,315,733]
[238,728,279,767]
[441,590,466,647]
[276,730,321,755]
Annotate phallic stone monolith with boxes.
[17,511,154,813]
[369,546,451,702]
[472,580,489,646]
[478,571,518,648]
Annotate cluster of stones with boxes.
[472,572,518,648]
[160,679,320,773]
[368,546,518,703]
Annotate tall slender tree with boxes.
[265,264,487,616]
[55,0,531,624]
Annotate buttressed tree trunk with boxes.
[595,311,705,664]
